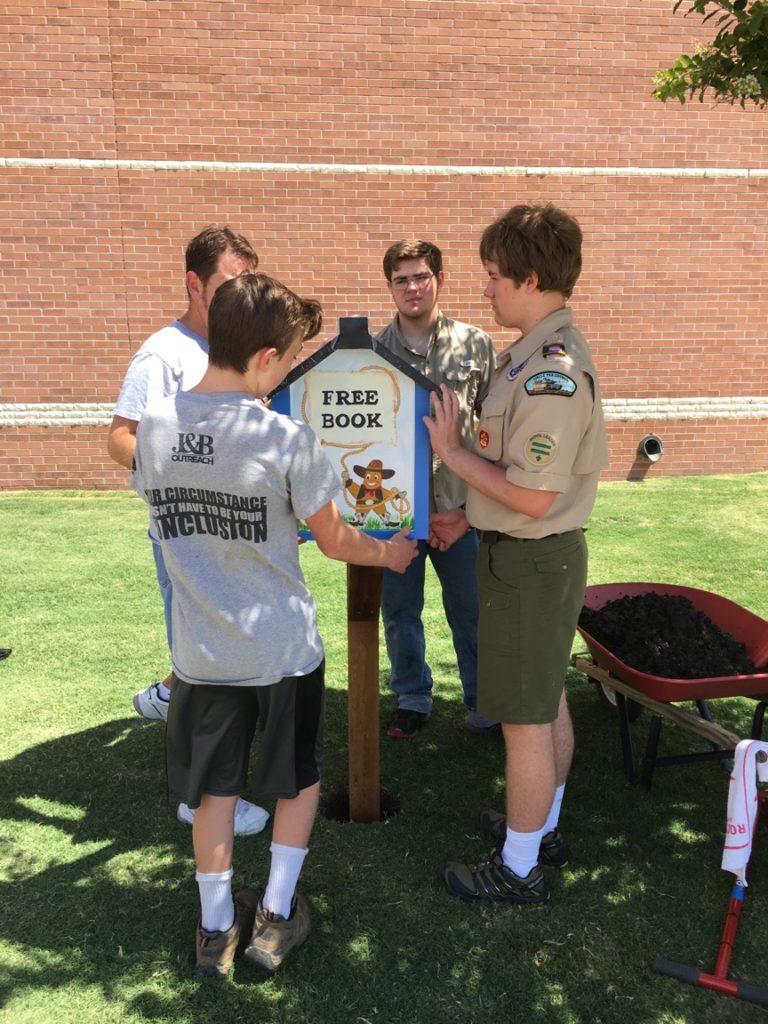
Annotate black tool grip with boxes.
[735,980,768,1007]
[652,958,700,985]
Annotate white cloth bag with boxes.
[721,739,768,884]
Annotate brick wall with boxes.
[1,0,766,488]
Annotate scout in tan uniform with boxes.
[425,204,607,904]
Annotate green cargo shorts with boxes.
[476,530,587,725]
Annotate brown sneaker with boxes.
[243,893,311,971]
[195,887,260,978]
[196,920,239,979]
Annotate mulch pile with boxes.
[578,593,760,679]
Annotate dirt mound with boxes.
[578,593,759,679]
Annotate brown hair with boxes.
[185,225,259,284]
[382,239,443,281]
[207,273,322,372]
[479,204,582,298]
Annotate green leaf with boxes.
[748,4,768,29]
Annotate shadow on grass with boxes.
[1,680,765,1023]
[0,718,194,992]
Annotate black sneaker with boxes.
[478,809,569,868]
[442,851,549,904]
[387,708,428,739]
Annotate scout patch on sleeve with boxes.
[542,340,567,358]
[524,371,576,397]
[506,355,530,382]
[525,432,557,466]
[478,428,490,449]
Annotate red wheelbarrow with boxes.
[573,583,768,787]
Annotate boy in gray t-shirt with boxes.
[133,273,417,978]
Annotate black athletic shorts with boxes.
[166,661,325,808]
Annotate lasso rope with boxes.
[299,365,409,520]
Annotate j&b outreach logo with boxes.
[172,432,214,464]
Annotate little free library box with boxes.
[270,316,438,540]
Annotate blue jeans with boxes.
[151,534,173,652]
[381,530,479,715]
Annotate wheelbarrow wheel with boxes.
[594,680,644,722]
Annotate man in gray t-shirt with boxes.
[108,225,263,835]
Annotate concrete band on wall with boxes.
[4,158,768,178]
[3,420,766,491]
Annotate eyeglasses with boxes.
[391,272,435,290]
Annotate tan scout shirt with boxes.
[466,307,608,539]
[375,313,496,511]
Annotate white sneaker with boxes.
[133,682,170,721]
[176,799,270,837]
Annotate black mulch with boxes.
[578,593,760,679]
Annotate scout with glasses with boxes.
[374,239,497,740]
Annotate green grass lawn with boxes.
[1,474,767,1024]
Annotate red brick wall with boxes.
[2,0,766,488]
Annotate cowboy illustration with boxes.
[341,458,406,526]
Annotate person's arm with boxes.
[424,384,557,520]
[306,500,417,573]
[108,346,179,469]
[107,414,139,469]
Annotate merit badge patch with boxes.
[524,371,576,397]
[525,432,557,466]
[478,428,490,449]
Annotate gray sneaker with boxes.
[464,711,501,735]
[243,893,311,971]
[443,851,549,904]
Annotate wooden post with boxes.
[347,563,383,823]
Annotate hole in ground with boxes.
[321,784,401,823]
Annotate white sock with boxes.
[263,843,308,919]
[196,867,234,933]
[501,825,546,878]
[543,784,566,835]
[156,681,171,701]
